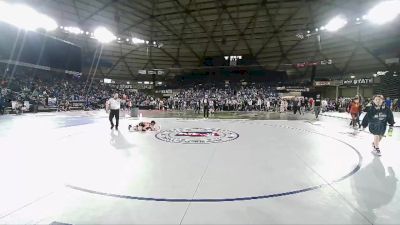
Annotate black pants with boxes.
[109,109,120,127]
[294,106,299,114]
[194,106,200,114]
[203,106,209,118]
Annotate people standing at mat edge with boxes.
[293,97,302,115]
[106,93,121,130]
[313,93,322,119]
[348,97,362,129]
[203,95,210,118]
[362,95,395,156]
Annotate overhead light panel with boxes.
[94,27,116,43]
[36,14,57,31]
[325,16,348,32]
[132,37,145,44]
[365,0,400,24]
[0,3,58,31]
[64,26,83,34]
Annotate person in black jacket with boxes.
[313,94,322,119]
[362,95,395,156]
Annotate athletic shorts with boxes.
[351,113,359,120]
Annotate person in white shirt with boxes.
[257,98,262,111]
[106,93,121,130]
[203,96,209,118]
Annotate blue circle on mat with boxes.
[66,125,362,202]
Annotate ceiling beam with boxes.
[172,0,224,55]
[338,35,390,70]
[175,0,194,61]
[254,2,304,58]
[152,17,202,60]
[79,0,118,25]
[202,3,225,58]
[106,45,142,76]
[223,0,263,56]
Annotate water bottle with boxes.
[388,127,393,137]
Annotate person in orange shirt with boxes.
[348,97,362,129]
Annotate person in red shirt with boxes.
[348,97,362,129]
[309,98,314,111]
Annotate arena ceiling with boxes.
[17,0,400,80]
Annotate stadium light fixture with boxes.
[0,3,57,31]
[36,14,57,31]
[94,27,116,43]
[365,0,400,25]
[325,16,348,32]
[132,37,145,44]
[64,26,83,35]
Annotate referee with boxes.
[203,96,209,118]
[107,93,121,130]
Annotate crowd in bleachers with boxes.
[0,70,132,114]
[1,70,399,115]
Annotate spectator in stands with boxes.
[397,99,400,112]
[0,94,4,115]
[392,99,398,112]
[385,97,392,109]
[64,100,71,111]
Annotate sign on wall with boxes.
[343,78,373,85]
[314,78,377,87]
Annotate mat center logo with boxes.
[155,128,239,144]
